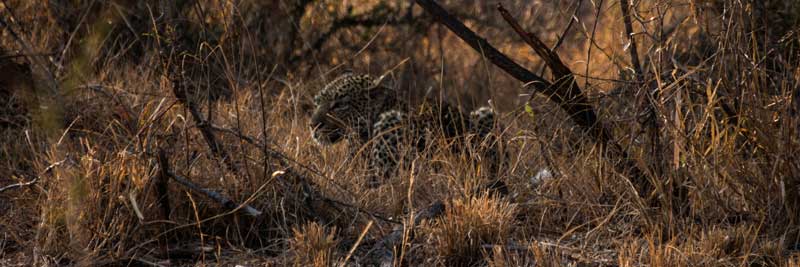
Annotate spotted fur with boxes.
[310,73,502,185]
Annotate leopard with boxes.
[309,72,504,190]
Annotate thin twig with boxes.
[0,177,38,193]
[584,0,604,89]
[0,160,66,193]
[340,220,373,267]
[538,0,584,77]
[204,124,357,197]
[552,0,584,52]
[0,52,58,60]
[497,5,575,86]
[621,0,664,192]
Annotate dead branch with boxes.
[289,3,417,65]
[619,0,643,80]
[416,0,653,199]
[169,177,261,218]
[536,0,583,77]
[155,149,172,220]
[204,124,359,195]
[551,0,583,53]
[495,4,655,198]
[0,160,65,193]
[0,177,39,193]
[620,0,665,190]
[169,71,241,176]
[156,150,262,217]
[497,5,574,85]
[414,0,599,141]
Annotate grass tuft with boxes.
[290,222,339,267]
[424,195,516,266]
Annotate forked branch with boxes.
[415,0,654,199]
[413,0,599,140]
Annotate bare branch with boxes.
[551,0,583,52]
[289,4,417,65]
[0,160,65,193]
[204,124,401,224]
[168,59,243,177]
[619,0,644,80]
[414,0,604,137]
[416,0,653,199]
[0,177,38,193]
[157,150,262,217]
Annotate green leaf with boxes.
[524,103,535,119]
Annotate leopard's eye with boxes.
[331,102,349,112]
[332,107,348,114]
[313,94,324,105]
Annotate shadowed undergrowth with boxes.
[1,0,799,266]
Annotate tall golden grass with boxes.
[1,0,798,266]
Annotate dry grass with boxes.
[290,222,340,267]
[1,0,799,266]
[423,195,517,266]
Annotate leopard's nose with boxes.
[309,113,323,128]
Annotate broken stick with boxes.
[157,150,262,217]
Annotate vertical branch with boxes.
[624,0,664,182]
[156,149,172,220]
[169,64,242,177]
[155,149,172,258]
[538,0,584,76]
[584,0,604,89]
[619,0,643,80]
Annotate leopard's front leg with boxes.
[366,110,407,187]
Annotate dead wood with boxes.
[619,0,644,81]
[156,150,262,217]
[0,160,65,193]
[415,0,654,199]
[169,69,241,177]
[155,149,172,220]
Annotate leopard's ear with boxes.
[367,83,395,99]
[373,73,396,91]
[365,84,400,110]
